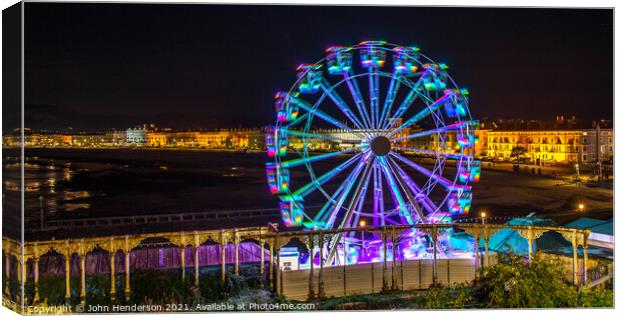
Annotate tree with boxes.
[510,146,528,166]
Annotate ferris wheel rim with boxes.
[268,40,479,231]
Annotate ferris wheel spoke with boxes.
[390,120,473,142]
[388,156,439,216]
[386,90,452,138]
[390,152,453,189]
[343,72,372,129]
[324,153,371,228]
[381,69,432,131]
[377,72,401,131]
[281,148,357,168]
[319,79,366,130]
[292,152,363,198]
[325,158,374,264]
[313,184,345,224]
[346,165,372,234]
[377,156,415,224]
[285,112,308,129]
[368,66,381,129]
[288,95,352,131]
[384,156,426,224]
[372,163,385,227]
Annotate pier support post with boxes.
[308,234,315,299]
[194,246,200,287]
[180,247,186,282]
[64,253,71,304]
[4,254,10,296]
[220,243,226,286]
[343,238,347,296]
[17,259,23,304]
[432,226,438,285]
[473,229,480,278]
[269,242,274,291]
[33,258,40,304]
[483,232,490,268]
[381,229,388,291]
[124,251,130,302]
[527,228,534,261]
[274,235,280,297]
[391,229,397,290]
[318,233,324,298]
[259,239,265,285]
[80,254,86,305]
[572,230,578,286]
[233,239,239,276]
[583,231,589,285]
[110,252,116,301]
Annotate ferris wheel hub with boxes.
[370,136,391,156]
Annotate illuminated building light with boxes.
[296,64,323,94]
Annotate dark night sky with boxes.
[22,4,613,131]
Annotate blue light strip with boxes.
[343,72,372,129]
[289,96,352,131]
[381,69,431,132]
[372,163,384,227]
[368,66,380,128]
[390,152,453,188]
[383,157,422,224]
[325,157,369,228]
[286,130,362,143]
[281,148,357,168]
[389,156,439,215]
[386,92,451,138]
[293,152,362,198]
[377,156,411,223]
[378,72,401,130]
[320,79,366,130]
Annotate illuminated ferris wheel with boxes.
[265,41,480,261]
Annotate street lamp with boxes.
[359,219,366,261]
[480,211,487,225]
[575,163,580,183]
[578,203,585,212]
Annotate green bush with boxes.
[421,283,475,309]
[475,253,613,308]
[576,285,614,307]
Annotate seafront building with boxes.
[3,122,613,165]
[485,129,613,164]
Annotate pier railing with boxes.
[2,223,591,310]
